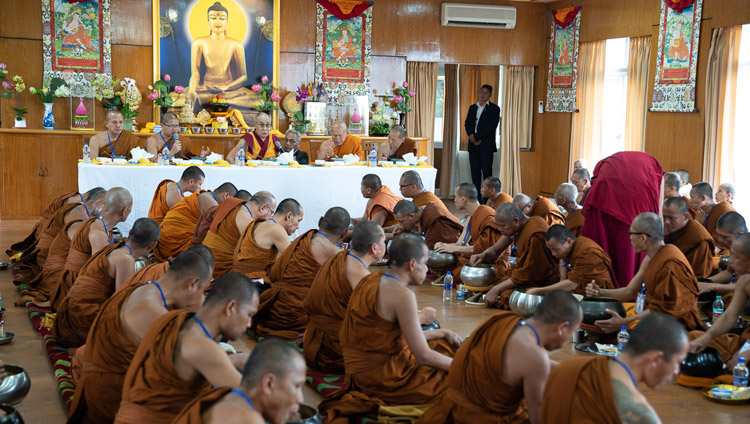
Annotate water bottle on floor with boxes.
[617,326,629,354]
[713,296,724,324]
[368,147,377,167]
[442,271,453,301]
[82,143,91,163]
[734,358,748,387]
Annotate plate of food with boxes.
[702,384,750,405]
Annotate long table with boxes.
[77,163,437,236]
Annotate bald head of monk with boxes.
[128,218,161,257]
[629,212,664,253]
[393,200,421,232]
[399,170,425,198]
[689,182,714,211]
[573,158,588,171]
[730,233,750,276]
[716,211,747,249]
[83,187,107,216]
[214,182,238,203]
[494,202,528,237]
[513,193,534,216]
[663,172,682,199]
[330,121,348,147]
[480,176,503,202]
[319,206,350,238]
[622,313,688,388]
[102,187,133,222]
[387,234,429,286]
[570,167,591,194]
[179,166,205,194]
[351,220,386,258]
[528,289,582,350]
[662,197,691,235]
[545,224,576,261]
[360,174,383,199]
[163,249,214,311]
[247,191,276,220]
[238,338,306,424]
[105,109,124,137]
[273,198,303,235]
[453,182,480,212]
[554,182,578,213]
[235,190,252,201]
[254,112,272,140]
[716,182,736,204]
[202,272,260,340]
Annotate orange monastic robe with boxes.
[117,261,170,292]
[66,282,148,424]
[202,198,247,279]
[327,134,364,160]
[7,191,78,255]
[390,139,418,160]
[420,201,464,250]
[667,219,715,279]
[365,186,403,227]
[531,196,566,226]
[241,131,281,159]
[541,356,621,424]
[566,208,584,237]
[255,230,322,340]
[705,201,735,252]
[565,236,615,295]
[413,190,447,210]
[155,191,206,261]
[453,205,504,283]
[98,131,141,159]
[489,192,514,210]
[302,251,351,373]
[148,179,176,225]
[416,312,527,423]
[54,242,125,348]
[171,387,235,424]
[192,205,218,246]
[232,219,278,282]
[319,273,453,423]
[115,310,212,424]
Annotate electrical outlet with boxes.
[538,101,544,114]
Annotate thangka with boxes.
[545,6,581,113]
[315,0,372,100]
[651,0,703,112]
[42,0,112,98]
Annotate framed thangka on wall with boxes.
[153,0,279,125]
[545,6,581,113]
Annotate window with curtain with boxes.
[434,64,445,146]
[601,37,629,159]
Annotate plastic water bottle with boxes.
[237,146,246,166]
[635,284,646,313]
[734,358,748,387]
[82,143,91,163]
[617,326,629,354]
[368,147,377,167]
[713,295,725,324]
[161,145,170,165]
[442,271,453,301]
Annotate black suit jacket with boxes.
[293,150,309,165]
[464,101,500,153]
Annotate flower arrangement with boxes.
[2,72,28,122]
[391,81,415,113]
[29,75,69,103]
[252,75,280,112]
[92,74,123,110]
[292,85,311,128]
[369,101,396,136]
[148,74,184,108]
[309,83,328,102]
[118,77,142,120]
[0,63,12,100]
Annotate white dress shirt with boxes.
[474,101,487,133]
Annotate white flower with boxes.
[384,89,390,95]
[392,111,399,119]
[373,114,383,121]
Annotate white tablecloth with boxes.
[78,163,436,236]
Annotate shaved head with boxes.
[241,338,304,388]
[625,313,687,360]
[181,166,205,182]
[102,187,133,213]
[275,198,302,216]
[664,196,690,214]
[455,183,478,202]
[675,169,690,184]
[319,206,350,234]
[249,191,276,209]
[495,201,526,222]
[632,212,664,241]
[546,224,575,243]
[691,182,713,199]
[214,182,238,198]
[361,174,382,191]
[167,250,212,282]
[574,158,589,170]
[83,187,107,202]
[234,190,252,201]
[572,167,590,181]
[105,109,123,122]
[555,183,578,204]
[351,221,384,254]
[512,193,532,210]
[203,272,258,308]
[128,218,161,248]
[184,244,215,268]
[663,172,681,191]
[393,199,419,217]
[733,233,750,258]
[483,176,502,193]
[533,290,582,326]
[388,233,428,267]
[400,170,424,190]
[717,211,747,235]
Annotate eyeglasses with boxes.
[284,138,298,143]
[256,123,272,128]
[400,183,415,188]
[628,231,651,237]
[163,123,180,128]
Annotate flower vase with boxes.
[398,112,406,128]
[43,102,55,130]
[13,118,26,128]
[294,123,309,134]
[123,119,134,131]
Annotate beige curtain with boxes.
[457,65,500,151]
[623,36,651,152]
[569,40,606,170]
[703,26,743,186]
[500,66,534,195]
[405,62,438,164]
[439,64,459,198]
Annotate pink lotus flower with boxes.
[1,81,12,90]
[393,95,404,104]
[0,63,6,69]
[174,85,185,93]
[270,93,281,101]
[408,90,416,97]
[163,74,171,82]
[251,84,262,92]
[261,75,269,83]
[148,91,159,100]
[402,81,408,88]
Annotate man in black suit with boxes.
[282,129,309,164]
[464,84,500,200]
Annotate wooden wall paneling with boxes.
[106,45,155,130]
[1,135,44,218]
[42,135,83,206]
[370,0,400,57]
[280,0,316,53]
[0,0,43,40]
[393,0,440,61]
[0,38,47,130]
[110,0,152,46]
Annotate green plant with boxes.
[252,75,280,112]
[92,75,123,109]
[9,75,26,121]
[391,81,415,113]
[369,121,391,136]
[29,76,69,103]
[120,103,138,120]
[148,74,184,108]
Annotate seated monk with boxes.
[145,113,209,162]
[555,183,584,237]
[514,193,566,226]
[172,339,306,424]
[699,211,747,300]
[54,218,160,348]
[526,225,615,296]
[115,273,259,424]
[570,167,591,206]
[155,182,237,261]
[690,182,736,255]
[481,176,513,210]
[148,166,205,225]
[227,112,280,163]
[88,110,141,159]
[316,121,364,161]
[303,221,386,373]
[203,191,276,280]
[232,199,302,282]
[51,188,133,312]
[255,207,348,340]
[393,200,463,249]
[376,125,417,161]
[418,291,582,424]
[663,196,715,279]
[117,245,215,294]
[716,182,736,205]
[543,313,688,424]
[67,249,214,423]
[475,203,559,309]
[586,212,704,333]
[192,189,253,246]
[353,174,403,227]
[319,234,463,423]
[6,190,82,256]
[664,172,697,219]
[399,170,446,209]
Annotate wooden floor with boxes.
[2,219,750,423]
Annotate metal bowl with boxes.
[421,319,441,331]
[0,366,30,406]
[0,333,13,346]
[580,298,627,325]
[718,255,730,271]
[288,403,321,424]
[509,290,544,318]
[0,404,24,424]
[427,250,458,269]
[459,264,496,287]
[208,103,230,113]
[680,347,725,378]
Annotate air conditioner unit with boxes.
[441,3,517,29]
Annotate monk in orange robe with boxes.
[515,193,566,226]
[147,166,205,225]
[67,250,214,424]
[555,182,584,237]
[399,170,447,210]
[255,207,348,340]
[54,218,160,348]
[690,182,736,255]
[664,196,715,279]
[586,213,704,333]
[226,113,280,163]
[376,126,417,161]
[481,176,513,210]
[316,121,365,161]
[155,182,237,261]
[303,221,386,373]
[663,172,698,218]
[393,200,463,249]
[544,313,688,424]
[696,212,747,300]
[144,113,208,162]
[51,188,133,312]
[88,111,141,159]
[527,225,615,297]
[115,273,259,424]
[356,174,403,227]
[319,235,463,423]
[193,190,254,246]
[6,191,80,256]
[418,291,582,424]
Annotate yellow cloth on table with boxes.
[377,404,432,424]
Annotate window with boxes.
[434,64,445,146]
[601,37,629,158]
